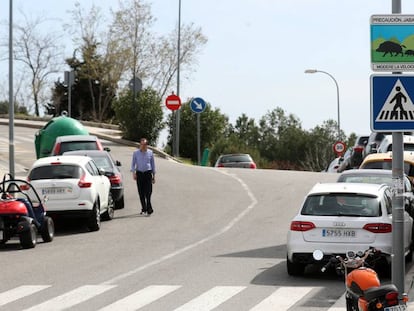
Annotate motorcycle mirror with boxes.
[347,251,355,258]
[312,250,324,261]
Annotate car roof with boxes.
[55,135,99,142]
[63,150,110,157]
[308,182,386,196]
[31,155,93,167]
[339,168,393,177]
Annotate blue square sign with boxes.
[371,74,414,131]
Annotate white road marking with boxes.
[22,285,116,311]
[250,286,315,311]
[98,285,181,311]
[173,286,245,311]
[0,286,50,306]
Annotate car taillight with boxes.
[53,144,61,156]
[78,174,92,188]
[290,221,315,231]
[353,146,364,153]
[109,174,122,185]
[217,163,224,168]
[385,291,399,306]
[250,163,257,169]
[363,223,392,233]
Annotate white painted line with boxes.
[250,286,314,311]
[98,285,180,311]
[22,285,116,311]
[0,285,50,306]
[102,169,257,285]
[173,286,245,311]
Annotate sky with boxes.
[2,0,414,141]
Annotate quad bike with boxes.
[314,247,408,311]
[0,173,54,248]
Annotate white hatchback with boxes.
[286,182,413,276]
[26,155,114,231]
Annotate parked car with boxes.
[51,135,109,156]
[63,150,124,209]
[25,155,114,231]
[337,169,414,218]
[286,182,413,276]
[324,157,343,173]
[359,151,414,182]
[376,134,414,153]
[364,132,391,157]
[214,154,257,169]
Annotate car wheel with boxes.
[286,256,305,276]
[20,223,37,249]
[102,193,114,221]
[40,216,54,242]
[87,201,101,231]
[115,195,124,209]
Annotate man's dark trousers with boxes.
[136,170,153,214]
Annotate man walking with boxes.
[131,138,156,215]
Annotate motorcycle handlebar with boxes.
[321,257,338,272]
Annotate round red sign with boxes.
[165,94,182,111]
[333,141,346,156]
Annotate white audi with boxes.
[25,155,114,231]
[286,182,413,276]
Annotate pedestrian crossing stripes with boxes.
[0,284,412,311]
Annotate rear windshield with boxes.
[220,155,251,163]
[90,156,112,171]
[362,161,411,176]
[301,194,380,217]
[58,141,98,154]
[338,175,392,186]
[29,165,83,180]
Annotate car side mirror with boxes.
[104,147,111,152]
[99,168,105,175]
[116,160,121,166]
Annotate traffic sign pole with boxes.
[391,0,405,297]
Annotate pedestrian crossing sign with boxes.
[371,75,414,131]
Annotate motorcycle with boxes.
[313,247,408,311]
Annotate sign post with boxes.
[190,97,206,165]
[370,0,405,295]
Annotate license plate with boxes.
[385,305,407,311]
[322,229,356,238]
[42,187,67,195]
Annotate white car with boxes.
[286,182,413,276]
[26,155,114,231]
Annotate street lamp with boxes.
[305,69,341,139]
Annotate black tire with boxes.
[20,223,37,249]
[87,201,101,231]
[102,193,114,221]
[40,216,54,242]
[286,256,306,276]
[115,195,124,209]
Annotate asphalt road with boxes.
[0,124,413,311]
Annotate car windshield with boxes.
[29,165,83,180]
[339,175,392,186]
[301,194,380,217]
[90,156,112,171]
[59,141,98,154]
[220,155,251,163]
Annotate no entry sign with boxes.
[165,94,182,111]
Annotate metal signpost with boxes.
[370,0,410,295]
[190,97,206,165]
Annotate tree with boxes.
[301,120,339,171]
[166,101,228,162]
[112,88,164,144]
[13,13,64,116]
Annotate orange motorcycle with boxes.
[314,248,408,311]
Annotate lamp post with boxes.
[305,69,341,139]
